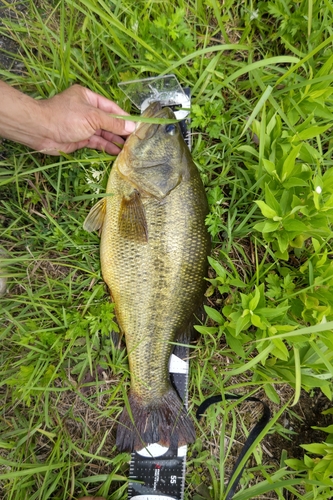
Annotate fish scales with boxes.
[84,102,210,451]
[102,168,207,400]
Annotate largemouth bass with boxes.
[84,102,210,451]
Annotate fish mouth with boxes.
[134,102,173,140]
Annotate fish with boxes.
[84,102,210,452]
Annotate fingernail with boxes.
[124,120,136,133]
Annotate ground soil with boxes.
[268,388,332,461]
[0,0,26,73]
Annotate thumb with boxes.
[94,108,136,136]
[82,86,136,135]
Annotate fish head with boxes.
[118,102,189,199]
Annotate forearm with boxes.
[0,81,45,150]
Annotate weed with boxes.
[1,0,333,498]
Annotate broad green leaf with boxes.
[204,305,223,324]
[300,142,321,162]
[272,338,289,361]
[266,112,276,135]
[257,283,266,308]
[256,306,290,319]
[264,384,280,404]
[284,458,306,471]
[280,189,293,214]
[265,183,281,214]
[276,231,290,253]
[311,214,330,229]
[301,374,331,388]
[274,248,289,260]
[261,220,281,233]
[249,286,261,311]
[240,292,250,310]
[255,200,277,219]
[237,145,259,157]
[322,386,333,400]
[283,218,308,233]
[295,124,332,141]
[282,177,308,188]
[262,159,276,175]
[251,313,266,329]
[303,454,315,468]
[312,425,333,434]
[229,278,247,288]
[301,443,327,454]
[194,325,219,335]
[281,143,302,182]
[323,193,333,210]
[225,332,245,358]
[299,100,333,120]
[205,285,216,297]
[217,285,229,294]
[313,190,321,210]
[235,314,251,336]
[0,441,16,450]
[208,256,226,279]
[253,221,266,232]
[290,235,305,248]
[322,408,333,416]
[323,167,333,191]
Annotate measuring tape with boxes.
[128,343,190,500]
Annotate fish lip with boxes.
[142,101,162,118]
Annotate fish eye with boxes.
[165,124,177,136]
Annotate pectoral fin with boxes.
[119,190,148,243]
[83,198,106,233]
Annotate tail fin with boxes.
[116,388,195,451]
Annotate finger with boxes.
[85,88,129,116]
[87,134,123,155]
[38,139,90,155]
[85,89,135,136]
[100,130,125,146]
[94,109,135,136]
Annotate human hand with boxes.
[0,81,135,155]
[36,84,135,155]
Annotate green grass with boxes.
[2,0,333,498]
